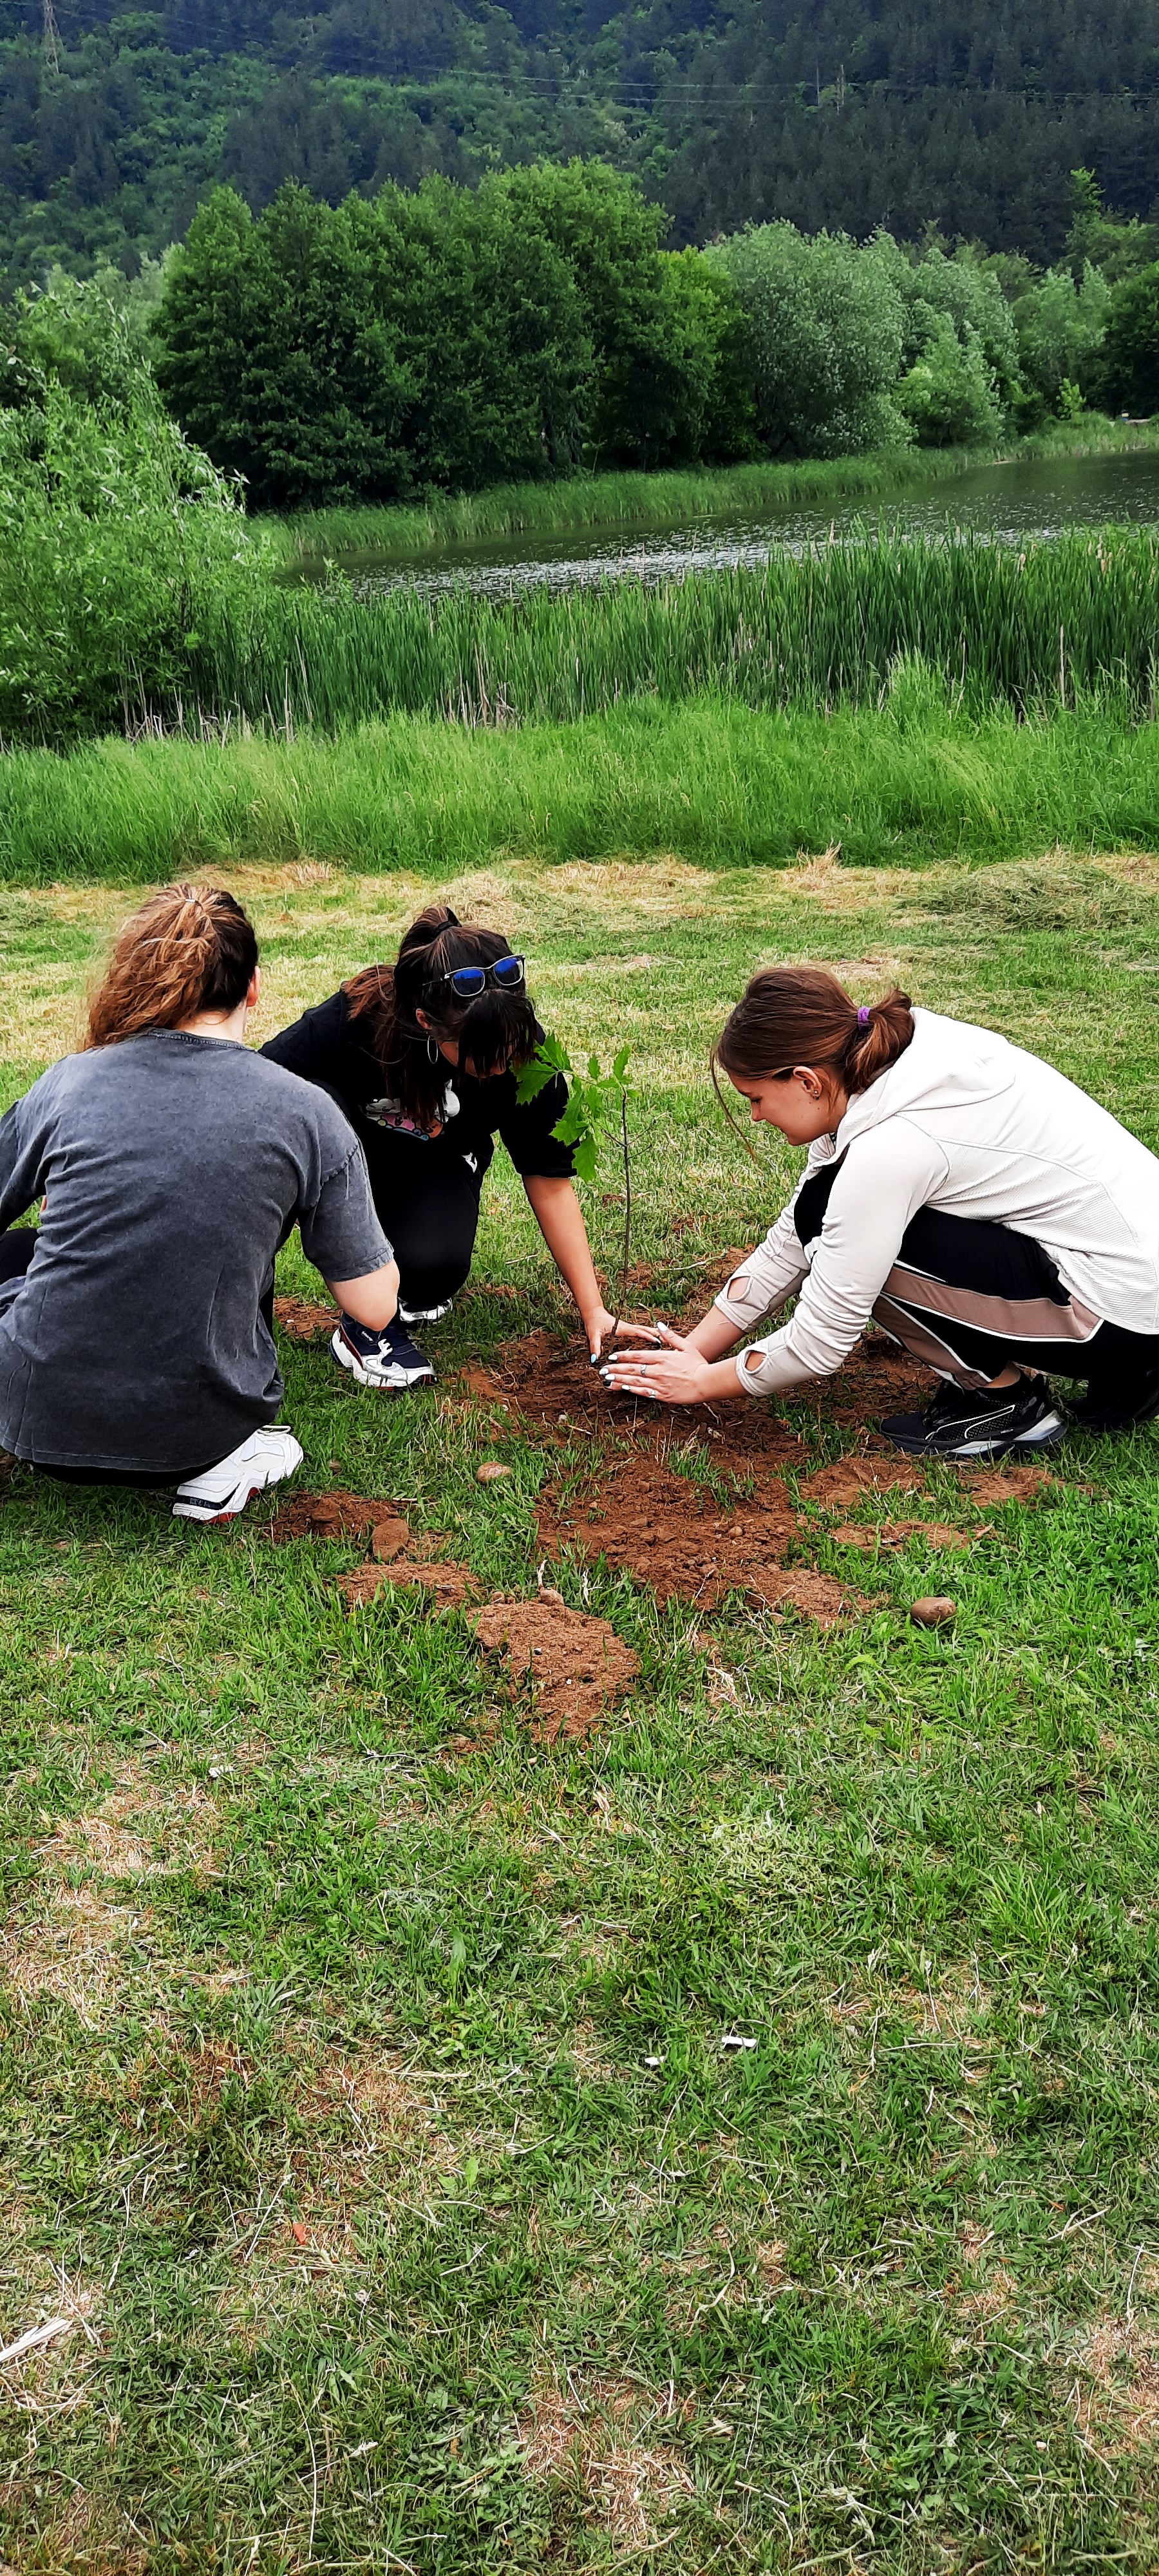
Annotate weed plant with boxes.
[5,852,1159,2565]
[7,694,1159,885]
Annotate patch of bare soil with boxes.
[262,1490,410,1557]
[272,1293,336,1341]
[339,1557,478,1611]
[799,1456,927,1506]
[961,1463,1055,1505]
[467,1595,640,1742]
[481,1327,807,1470]
[536,1450,875,1624]
[832,1518,990,1553]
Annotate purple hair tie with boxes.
[857,1005,871,1027]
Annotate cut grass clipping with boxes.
[6,851,1159,2567]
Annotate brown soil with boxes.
[273,1294,336,1342]
[339,1557,478,1611]
[761,1569,881,1629]
[261,1490,410,1557]
[799,1456,927,1507]
[961,1463,1055,1504]
[467,1595,640,1741]
[832,1518,987,1553]
[536,1449,874,1622]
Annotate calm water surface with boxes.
[296,450,1159,601]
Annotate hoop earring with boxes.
[426,1034,440,1065]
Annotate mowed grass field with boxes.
[6,849,1159,2570]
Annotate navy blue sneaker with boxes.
[398,1294,453,1326]
[331,1314,436,1392]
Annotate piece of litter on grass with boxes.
[644,2054,664,2068]
[721,2033,757,2052]
[0,2316,73,2367]
[292,2222,309,2246]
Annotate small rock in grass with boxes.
[476,1462,513,1484]
[910,1595,956,1628]
[370,1515,410,1562]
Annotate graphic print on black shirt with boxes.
[261,988,576,1195]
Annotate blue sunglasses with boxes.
[440,954,526,999]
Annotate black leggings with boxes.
[793,1168,1159,1402]
[372,1160,483,1310]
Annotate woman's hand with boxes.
[599,1321,728,1406]
[585,1307,663,1361]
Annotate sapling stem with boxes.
[619,1086,632,1314]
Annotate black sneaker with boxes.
[398,1294,453,1326]
[880,1371,1066,1459]
[1069,1366,1159,1435]
[331,1314,436,1392]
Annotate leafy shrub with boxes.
[897,315,1003,448]
[708,223,908,458]
[0,284,259,742]
[1012,262,1111,421]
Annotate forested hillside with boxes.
[3,0,1159,293]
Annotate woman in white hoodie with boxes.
[602,967,1159,1457]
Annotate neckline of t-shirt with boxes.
[131,1028,248,1052]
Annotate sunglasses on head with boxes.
[439,954,526,999]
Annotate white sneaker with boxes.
[172,1426,304,1523]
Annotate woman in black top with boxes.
[263,905,625,1390]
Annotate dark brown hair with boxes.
[714,965,915,1098]
[345,905,540,1128]
[86,882,258,1048]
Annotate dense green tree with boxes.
[896,314,1002,446]
[1099,265,1159,416]
[1012,261,1111,422]
[708,223,907,458]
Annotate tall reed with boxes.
[196,529,1159,733]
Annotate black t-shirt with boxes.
[261,989,576,1197]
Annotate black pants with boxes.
[793,1167,1159,1403]
[372,1160,483,1311]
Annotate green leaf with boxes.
[571,1134,599,1183]
[514,1057,560,1105]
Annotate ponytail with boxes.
[346,903,539,1128]
[86,883,258,1049]
[713,966,914,1098]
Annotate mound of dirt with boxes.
[273,1296,337,1342]
[536,1449,874,1621]
[467,1595,640,1741]
[339,1557,476,1611]
[263,1491,410,1557]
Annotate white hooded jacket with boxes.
[717,1007,1159,1395]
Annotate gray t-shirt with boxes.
[0,1030,391,1474]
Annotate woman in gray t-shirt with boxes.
[0,884,398,1520]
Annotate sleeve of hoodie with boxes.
[711,1137,837,1334]
[733,1119,949,1394]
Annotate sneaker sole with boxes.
[331,1329,434,1393]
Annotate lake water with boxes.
[295,449,1159,601]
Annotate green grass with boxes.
[5,849,1159,2568]
[8,696,1159,885]
[191,529,1159,740]
[257,421,1159,566]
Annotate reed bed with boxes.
[259,422,1159,565]
[196,529,1159,734]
